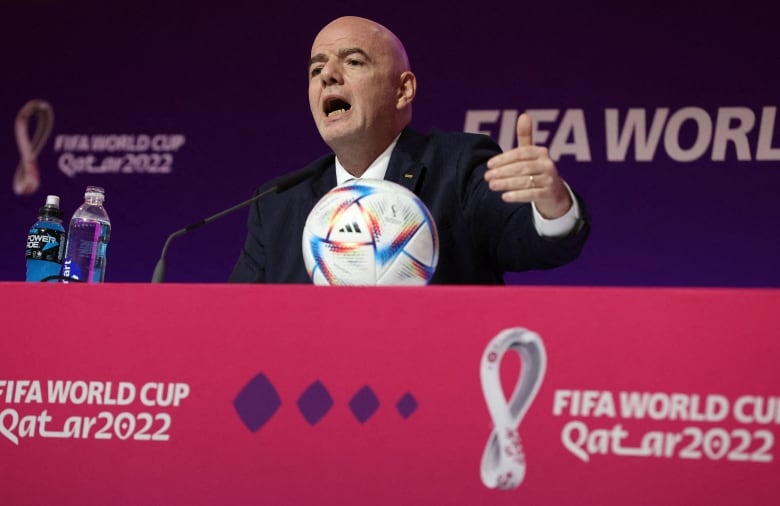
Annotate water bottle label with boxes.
[26,227,65,263]
[62,220,109,282]
[61,259,83,281]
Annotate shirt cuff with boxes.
[532,181,581,238]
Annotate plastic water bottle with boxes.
[26,195,67,282]
[62,186,111,282]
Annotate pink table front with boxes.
[1,283,778,505]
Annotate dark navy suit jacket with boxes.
[229,127,590,284]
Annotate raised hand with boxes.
[484,112,572,219]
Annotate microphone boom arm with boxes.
[151,167,317,283]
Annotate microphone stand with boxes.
[151,168,317,283]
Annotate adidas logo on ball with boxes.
[338,222,363,234]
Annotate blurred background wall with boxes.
[2,0,778,285]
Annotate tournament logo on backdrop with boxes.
[0,379,190,444]
[464,106,780,162]
[551,389,777,463]
[13,99,54,196]
[480,327,546,490]
[53,132,187,179]
[11,98,189,197]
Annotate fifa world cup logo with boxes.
[480,327,547,490]
[13,99,54,196]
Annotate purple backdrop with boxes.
[2,1,778,286]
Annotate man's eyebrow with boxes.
[338,47,370,61]
[308,48,371,69]
[308,53,328,68]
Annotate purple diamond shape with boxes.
[396,392,417,419]
[297,380,333,426]
[233,373,281,432]
[349,385,380,423]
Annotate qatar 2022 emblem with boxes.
[480,327,547,490]
[13,99,54,196]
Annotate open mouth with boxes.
[324,98,352,117]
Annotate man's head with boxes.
[308,16,416,170]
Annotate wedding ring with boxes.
[528,175,536,189]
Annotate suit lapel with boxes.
[310,156,338,199]
[307,129,428,197]
[385,128,427,195]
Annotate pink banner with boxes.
[1,283,778,505]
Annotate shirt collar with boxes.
[335,134,401,185]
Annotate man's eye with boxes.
[310,67,322,77]
[346,59,364,67]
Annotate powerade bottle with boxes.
[26,195,67,282]
[62,186,111,283]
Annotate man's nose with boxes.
[319,61,342,85]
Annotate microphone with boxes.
[151,167,318,283]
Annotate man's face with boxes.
[308,19,403,151]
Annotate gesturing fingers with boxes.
[486,113,537,171]
[481,112,573,213]
[516,112,533,148]
[484,112,566,204]
[486,169,549,201]
[485,151,553,188]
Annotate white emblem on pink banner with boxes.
[13,99,54,196]
[480,327,547,490]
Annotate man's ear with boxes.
[396,71,417,109]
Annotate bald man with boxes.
[230,16,590,284]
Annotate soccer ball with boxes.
[302,179,439,285]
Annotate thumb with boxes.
[517,112,533,147]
